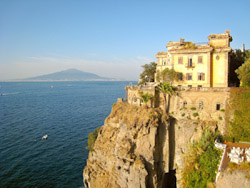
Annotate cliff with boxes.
[83,102,220,188]
[83,102,168,188]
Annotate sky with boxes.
[0,0,250,80]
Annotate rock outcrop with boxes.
[83,102,169,188]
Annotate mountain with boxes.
[26,69,111,81]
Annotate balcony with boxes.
[185,62,195,69]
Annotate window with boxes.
[198,85,202,88]
[216,103,221,111]
[198,73,205,81]
[183,101,187,107]
[186,73,192,80]
[163,61,166,65]
[178,73,183,81]
[188,57,193,67]
[178,57,183,64]
[199,101,204,109]
[188,85,192,88]
[198,56,203,64]
[133,95,137,102]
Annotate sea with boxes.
[0,81,135,188]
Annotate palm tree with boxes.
[157,82,176,113]
[139,92,153,108]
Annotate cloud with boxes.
[0,56,155,80]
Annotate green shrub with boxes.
[86,127,101,151]
[190,107,196,111]
[193,113,199,117]
[220,109,225,112]
[112,103,116,107]
[182,129,221,188]
[181,113,186,117]
[219,116,223,120]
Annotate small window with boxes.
[133,95,137,102]
[216,103,221,111]
[178,57,183,64]
[186,73,192,80]
[198,85,202,88]
[198,73,205,81]
[198,56,203,64]
[163,61,166,65]
[199,101,204,109]
[183,101,187,107]
[188,85,192,88]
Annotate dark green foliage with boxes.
[229,50,246,86]
[219,116,223,120]
[193,113,199,117]
[228,87,250,142]
[86,127,101,151]
[138,62,157,85]
[156,68,181,84]
[190,107,196,111]
[235,56,250,87]
[181,113,185,117]
[182,130,221,188]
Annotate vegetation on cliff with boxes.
[227,87,250,142]
[86,127,100,151]
[181,129,221,188]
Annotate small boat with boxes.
[42,135,48,140]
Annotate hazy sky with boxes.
[0,0,250,80]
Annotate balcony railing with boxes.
[185,63,195,68]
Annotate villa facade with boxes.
[125,31,232,116]
[155,31,232,88]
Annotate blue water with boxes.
[0,81,134,188]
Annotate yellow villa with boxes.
[155,31,232,88]
[125,31,233,117]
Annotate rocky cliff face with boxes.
[83,102,169,188]
[83,102,215,188]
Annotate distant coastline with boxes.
[0,69,137,82]
[0,79,137,82]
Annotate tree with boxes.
[229,50,245,86]
[235,57,250,87]
[156,68,180,85]
[139,91,153,108]
[157,82,176,112]
[138,62,157,85]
